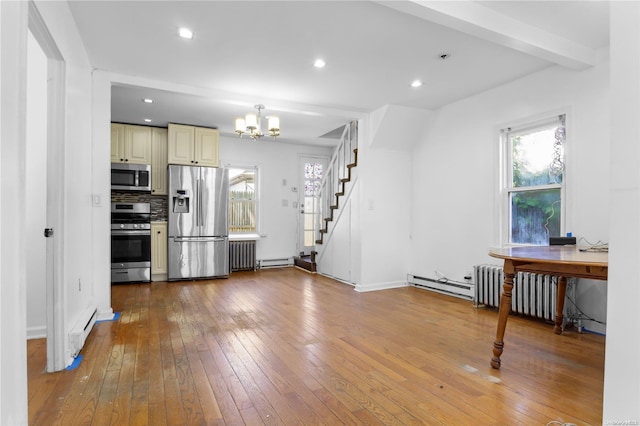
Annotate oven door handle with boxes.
[111,230,151,236]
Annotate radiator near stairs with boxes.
[474,264,558,321]
[229,240,256,271]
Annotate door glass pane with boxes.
[510,188,561,245]
[304,230,315,247]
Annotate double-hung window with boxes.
[502,115,566,245]
[228,166,258,234]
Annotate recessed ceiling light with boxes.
[410,80,423,88]
[178,28,193,39]
[142,98,154,104]
[314,59,326,68]
[144,119,152,123]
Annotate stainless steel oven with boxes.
[111,202,151,283]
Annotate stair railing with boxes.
[315,120,358,244]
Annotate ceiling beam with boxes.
[376,0,597,70]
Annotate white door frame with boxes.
[28,2,66,372]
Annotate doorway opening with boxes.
[297,156,328,260]
[28,3,66,372]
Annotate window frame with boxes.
[499,113,568,246]
[227,164,261,237]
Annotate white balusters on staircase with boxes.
[315,120,358,244]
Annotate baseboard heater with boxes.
[69,305,97,357]
[407,274,474,300]
[257,257,294,269]
[474,264,558,321]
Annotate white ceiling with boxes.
[67,0,609,147]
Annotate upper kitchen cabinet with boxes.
[168,123,219,167]
[150,127,168,195]
[111,123,152,165]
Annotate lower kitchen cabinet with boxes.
[151,221,167,281]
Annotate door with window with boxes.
[298,156,328,254]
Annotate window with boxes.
[502,115,566,245]
[228,166,258,233]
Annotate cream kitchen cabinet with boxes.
[168,123,219,167]
[150,127,168,195]
[151,221,168,281]
[111,123,152,164]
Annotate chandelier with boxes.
[234,104,280,140]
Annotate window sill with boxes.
[229,233,261,241]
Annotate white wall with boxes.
[1,2,30,423]
[357,116,414,291]
[219,135,331,260]
[603,1,640,420]
[26,30,48,339]
[410,61,610,332]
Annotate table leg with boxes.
[554,276,568,335]
[491,260,515,369]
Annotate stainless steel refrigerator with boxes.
[168,165,229,280]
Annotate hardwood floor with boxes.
[28,268,605,425]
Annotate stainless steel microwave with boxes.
[111,163,151,192]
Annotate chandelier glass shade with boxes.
[235,104,280,140]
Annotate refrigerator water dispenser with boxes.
[172,189,190,213]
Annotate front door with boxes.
[298,156,328,254]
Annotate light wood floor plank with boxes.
[28,268,605,425]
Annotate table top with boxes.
[489,245,608,267]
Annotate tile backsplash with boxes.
[111,191,168,221]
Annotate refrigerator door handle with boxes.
[195,178,201,227]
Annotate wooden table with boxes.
[488,246,608,369]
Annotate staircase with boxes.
[315,121,358,245]
[294,251,317,273]
[294,121,358,274]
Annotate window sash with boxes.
[228,165,259,234]
[501,115,566,246]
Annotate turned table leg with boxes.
[554,276,568,335]
[491,260,515,369]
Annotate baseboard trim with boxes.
[27,326,47,340]
[354,280,408,293]
[97,308,115,322]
